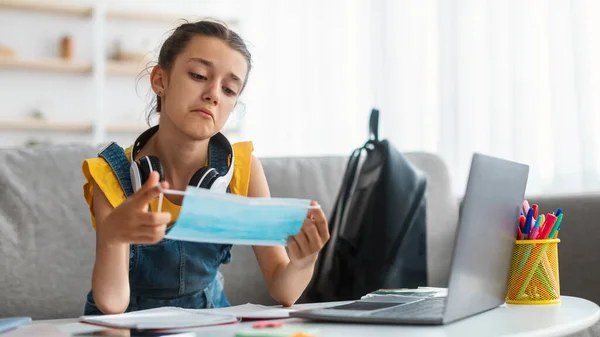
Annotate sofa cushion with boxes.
[0,144,98,319]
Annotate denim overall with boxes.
[84,142,233,315]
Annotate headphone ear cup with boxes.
[147,155,165,182]
[138,155,165,186]
[130,162,143,193]
[189,167,219,189]
[203,170,220,189]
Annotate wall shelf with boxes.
[0,119,149,134]
[0,0,217,24]
[0,58,152,76]
[105,123,147,133]
[0,57,93,74]
[0,119,92,133]
[0,118,240,136]
[0,0,92,17]
[106,10,188,24]
[106,61,150,76]
[0,1,242,146]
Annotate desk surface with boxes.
[30,296,600,337]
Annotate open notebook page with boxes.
[79,307,238,330]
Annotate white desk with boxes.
[29,296,600,337]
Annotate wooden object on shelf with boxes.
[0,0,92,17]
[60,35,73,60]
[0,57,92,74]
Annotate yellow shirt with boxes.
[82,141,254,230]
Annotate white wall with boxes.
[0,0,244,148]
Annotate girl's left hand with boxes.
[287,201,330,269]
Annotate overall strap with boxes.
[98,142,135,197]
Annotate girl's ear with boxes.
[150,65,167,95]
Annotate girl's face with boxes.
[154,35,248,140]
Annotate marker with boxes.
[532,204,539,219]
[517,226,523,240]
[529,215,542,241]
[523,207,534,239]
[547,213,563,240]
[519,215,526,230]
[538,214,557,240]
[522,200,531,216]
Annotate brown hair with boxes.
[147,19,252,123]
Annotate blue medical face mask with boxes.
[159,186,319,246]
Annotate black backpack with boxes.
[306,109,428,302]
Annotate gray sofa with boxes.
[0,143,598,334]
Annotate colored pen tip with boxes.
[534,215,542,228]
[526,207,534,219]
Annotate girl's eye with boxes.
[190,72,207,81]
[223,87,237,96]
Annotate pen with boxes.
[538,214,546,234]
[538,214,557,240]
[532,204,539,219]
[547,213,563,240]
[522,200,531,216]
[528,215,542,241]
[523,208,534,239]
[519,215,526,230]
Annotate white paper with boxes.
[79,307,238,330]
[187,303,295,319]
[361,286,448,301]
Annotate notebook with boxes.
[80,307,238,330]
[79,304,296,330]
[0,317,32,334]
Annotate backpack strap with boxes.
[98,142,135,197]
[369,108,379,141]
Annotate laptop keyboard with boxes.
[368,298,446,319]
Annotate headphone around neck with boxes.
[129,125,235,194]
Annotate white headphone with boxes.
[129,125,234,193]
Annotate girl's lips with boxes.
[192,108,214,120]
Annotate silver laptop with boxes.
[291,153,529,325]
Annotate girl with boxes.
[81,20,330,315]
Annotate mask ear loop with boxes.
[155,184,322,212]
[156,184,188,212]
[158,192,164,213]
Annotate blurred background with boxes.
[0,0,599,197]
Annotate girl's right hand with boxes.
[100,171,172,245]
